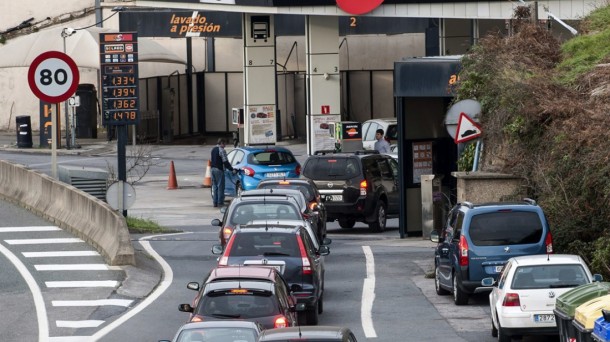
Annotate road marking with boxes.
[35,264,109,271]
[5,238,82,245]
[56,320,104,328]
[52,299,133,307]
[23,251,99,258]
[46,281,118,288]
[0,226,60,232]
[361,245,377,338]
[0,242,49,341]
[49,337,92,342]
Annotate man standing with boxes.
[374,128,390,153]
[210,138,234,207]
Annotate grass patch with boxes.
[126,216,179,234]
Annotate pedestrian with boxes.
[374,128,390,153]
[210,138,235,207]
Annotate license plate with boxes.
[326,195,342,201]
[494,266,504,273]
[267,172,286,178]
[534,314,555,323]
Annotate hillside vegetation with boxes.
[455,5,610,277]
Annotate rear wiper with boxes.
[210,313,241,318]
[263,252,290,256]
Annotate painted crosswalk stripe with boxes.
[35,264,109,271]
[5,238,83,245]
[52,299,133,307]
[49,336,93,342]
[0,226,60,233]
[23,251,99,258]
[46,281,118,288]
[56,320,104,328]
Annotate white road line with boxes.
[0,243,49,341]
[90,232,183,341]
[35,264,109,271]
[23,251,99,258]
[361,245,377,338]
[56,320,105,328]
[49,336,93,342]
[46,281,118,288]
[0,226,60,232]
[5,238,83,245]
[52,299,133,307]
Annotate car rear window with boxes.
[198,291,280,318]
[230,232,299,257]
[303,157,360,180]
[177,327,258,342]
[248,151,296,165]
[230,202,301,225]
[386,124,398,139]
[511,265,588,289]
[468,211,543,246]
[257,183,314,202]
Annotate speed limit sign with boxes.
[28,51,79,104]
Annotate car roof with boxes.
[258,178,316,187]
[258,326,351,340]
[235,146,294,153]
[205,280,275,292]
[177,320,262,330]
[364,118,397,124]
[310,150,383,158]
[206,266,277,283]
[234,226,300,234]
[239,189,306,208]
[458,199,541,211]
[509,254,585,266]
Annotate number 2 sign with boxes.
[28,51,79,104]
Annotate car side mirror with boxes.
[186,282,200,291]
[318,245,330,256]
[481,277,496,287]
[322,237,332,246]
[211,244,224,255]
[211,219,222,226]
[293,303,306,312]
[593,274,604,282]
[430,230,442,243]
[178,303,194,313]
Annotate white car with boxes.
[482,254,603,342]
[361,118,397,150]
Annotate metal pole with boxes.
[117,125,128,217]
[62,33,71,150]
[51,104,58,178]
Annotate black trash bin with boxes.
[16,115,33,148]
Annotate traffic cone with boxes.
[203,160,212,188]
[167,161,178,190]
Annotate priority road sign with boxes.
[455,112,482,144]
[28,51,80,104]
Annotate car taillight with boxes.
[295,164,301,176]
[274,316,288,328]
[243,167,255,177]
[302,213,310,220]
[219,234,236,266]
[459,235,469,266]
[223,226,234,242]
[502,293,521,307]
[545,232,553,253]
[190,315,203,322]
[360,180,367,196]
[309,202,317,211]
[296,235,312,275]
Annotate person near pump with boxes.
[374,128,391,153]
[210,138,235,207]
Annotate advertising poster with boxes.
[311,114,340,153]
[247,105,276,144]
[412,141,433,184]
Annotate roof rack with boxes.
[460,201,474,209]
[523,198,537,205]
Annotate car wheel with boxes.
[318,294,324,314]
[491,320,498,337]
[435,266,450,295]
[306,305,319,325]
[497,317,510,342]
[452,272,469,305]
[368,201,387,232]
[338,218,356,229]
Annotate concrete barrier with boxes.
[0,160,135,265]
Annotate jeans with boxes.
[211,167,225,205]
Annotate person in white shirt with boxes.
[374,128,390,153]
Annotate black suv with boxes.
[301,151,399,232]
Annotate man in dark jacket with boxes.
[210,138,234,207]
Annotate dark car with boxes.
[257,178,328,240]
[212,226,329,325]
[161,320,263,342]
[178,266,301,329]
[212,192,303,246]
[301,150,399,232]
[430,199,554,305]
[258,326,358,342]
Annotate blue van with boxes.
[430,199,553,305]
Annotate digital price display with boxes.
[100,33,140,125]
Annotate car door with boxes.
[381,157,400,214]
[436,208,459,289]
[225,149,245,196]
[301,229,324,293]
[490,260,513,320]
[362,122,379,150]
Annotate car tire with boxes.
[368,201,387,232]
[435,266,450,295]
[491,320,498,337]
[338,218,356,229]
[306,304,319,325]
[452,272,469,305]
[318,294,324,314]
[496,318,510,342]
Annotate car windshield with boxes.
[230,203,301,225]
[468,211,543,246]
[248,151,296,165]
[511,264,589,289]
[197,292,280,319]
[230,232,299,257]
[303,157,360,180]
[176,327,258,342]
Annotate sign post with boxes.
[27,51,80,178]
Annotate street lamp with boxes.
[61,27,77,149]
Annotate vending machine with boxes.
[328,121,363,152]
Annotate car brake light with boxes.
[219,234,236,266]
[302,212,310,220]
[545,232,553,253]
[296,235,312,275]
[308,202,317,211]
[502,293,521,307]
[274,316,288,328]
[360,180,367,196]
[459,235,469,266]
[243,167,255,177]
[223,226,234,242]
[295,164,301,176]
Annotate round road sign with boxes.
[27,51,79,104]
[336,0,384,15]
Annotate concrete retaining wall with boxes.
[452,171,525,204]
[0,160,134,265]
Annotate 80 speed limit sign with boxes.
[28,51,80,104]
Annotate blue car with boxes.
[222,146,301,197]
